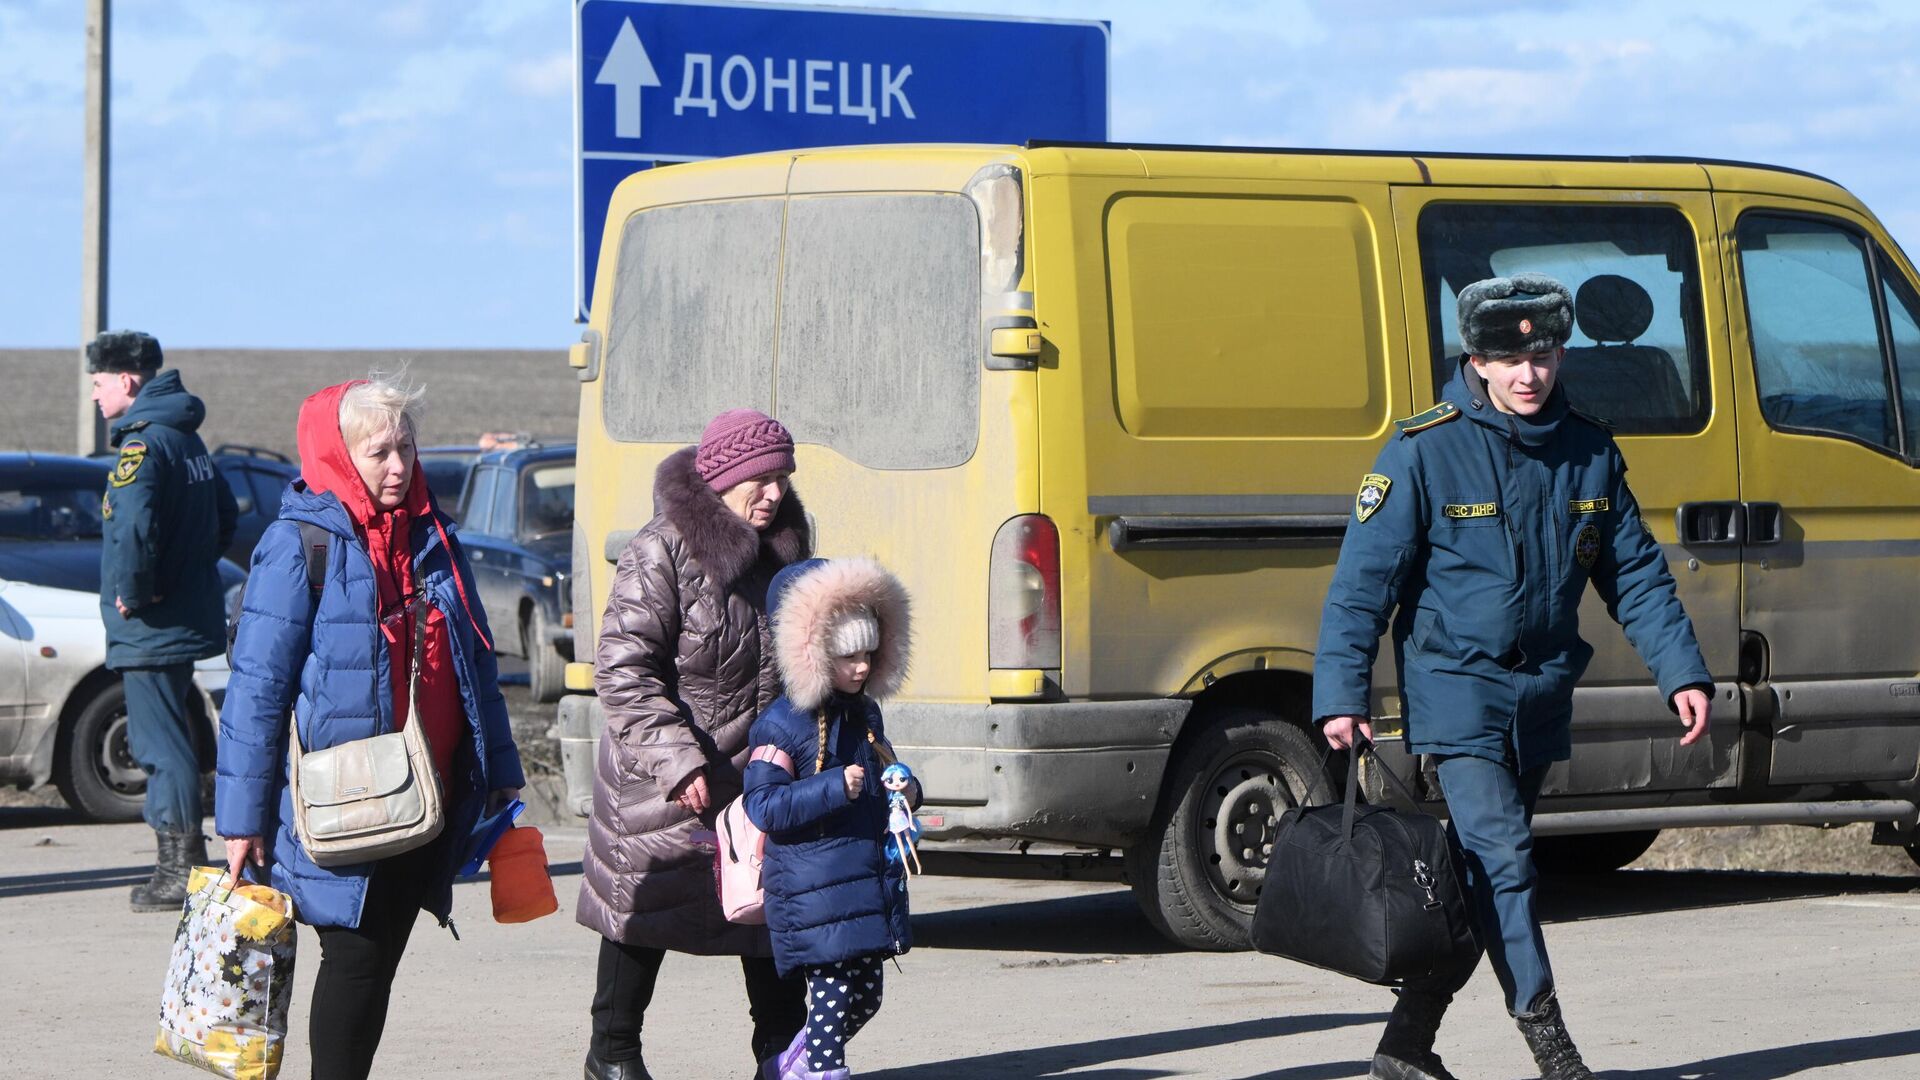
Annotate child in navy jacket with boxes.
[744,557,916,1080]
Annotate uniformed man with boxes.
[89,330,238,912]
[1312,275,1713,1080]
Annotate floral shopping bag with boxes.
[154,866,297,1079]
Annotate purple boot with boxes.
[763,1030,850,1080]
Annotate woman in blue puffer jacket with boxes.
[216,378,524,1080]
[744,557,917,1080]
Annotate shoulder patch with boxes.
[1394,401,1461,435]
[1569,406,1614,431]
[110,439,148,488]
[1355,473,1392,523]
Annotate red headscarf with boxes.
[294,382,491,782]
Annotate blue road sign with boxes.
[574,0,1109,317]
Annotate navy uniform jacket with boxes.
[1311,363,1711,771]
[99,369,238,669]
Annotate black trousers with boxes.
[309,848,436,1080]
[590,936,807,1068]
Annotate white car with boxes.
[0,453,237,821]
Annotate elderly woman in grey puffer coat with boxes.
[579,409,812,1080]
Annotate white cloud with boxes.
[507,52,573,99]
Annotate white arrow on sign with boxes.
[595,18,661,140]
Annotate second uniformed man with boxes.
[90,330,238,912]
[1312,275,1713,1080]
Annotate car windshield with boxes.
[519,462,575,542]
[0,475,107,540]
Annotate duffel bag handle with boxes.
[1340,734,1426,842]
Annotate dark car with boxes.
[418,445,485,515]
[458,445,575,701]
[210,445,300,566]
[0,453,245,821]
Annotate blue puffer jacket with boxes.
[214,483,524,929]
[743,691,910,978]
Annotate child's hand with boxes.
[843,764,866,800]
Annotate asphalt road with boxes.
[4,806,1917,1080]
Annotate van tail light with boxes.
[989,515,1061,668]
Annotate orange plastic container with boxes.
[488,825,559,923]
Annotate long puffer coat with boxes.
[743,558,915,978]
[576,447,811,952]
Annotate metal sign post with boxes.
[573,0,1109,319]
[80,0,110,455]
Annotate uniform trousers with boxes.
[121,664,203,831]
[1417,752,1554,1015]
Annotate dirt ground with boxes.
[0,347,576,457]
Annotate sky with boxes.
[4,0,1920,348]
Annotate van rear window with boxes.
[777,194,980,470]
[1417,204,1710,435]
[602,198,783,445]
[600,194,980,470]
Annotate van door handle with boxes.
[1744,502,1783,545]
[1676,501,1743,546]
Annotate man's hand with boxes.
[668,770,710,814]
[1322,715,1373,750]
[115,596,129,617]
[1674,688,1711,746]
[225,835,266,883]
[843,764,866,800]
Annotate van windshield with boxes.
[601,194,981,470]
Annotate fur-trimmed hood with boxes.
[769,558,912,711]
[654,446,810,589]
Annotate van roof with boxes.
[1028,139,1839,186]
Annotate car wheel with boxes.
[1124,705,1334,950]
[1532,829,1661,874]
[525,606,568,704]
[54,680,147,823]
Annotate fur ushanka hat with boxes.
[768,557,912,712]
[1457,273,1574,358]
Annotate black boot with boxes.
[1515,994,1596,1080]
[1371,989,1459,1080]
[129,828,204,913]
[584,1050,654,1080]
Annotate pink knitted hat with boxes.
[695,408,796,492]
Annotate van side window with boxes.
[602,199,783,444]
[1417,204,1709,435]
[1878,254,1920,457]
[776,194,980,470]
[1737,215,1900,456]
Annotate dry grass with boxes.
[1636,822,1919,877]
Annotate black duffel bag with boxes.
[1251,738,1477,985]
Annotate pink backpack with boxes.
[715,744,793,925]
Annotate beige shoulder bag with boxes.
[289,598,445,867]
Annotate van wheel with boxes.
[54,680,147,823]
[525,607,567,704]
[1532,829,1661,874]
[1124,706,1333,950]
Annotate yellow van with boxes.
[557,142,1920,948]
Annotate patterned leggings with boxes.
[803,955,885,1071]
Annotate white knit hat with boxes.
[826,607,879,657]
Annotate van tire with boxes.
[1532,829,1661,874]
[525,607,567,704]
[1124,706,1334,951]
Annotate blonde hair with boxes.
[338,374,425,449]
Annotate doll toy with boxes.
[880,762,922,877]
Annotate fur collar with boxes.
[771,557,912,711]
[654,446,811,589]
